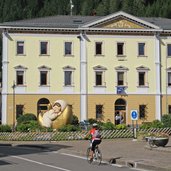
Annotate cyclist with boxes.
[87,123,102,162]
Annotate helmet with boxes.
[92,123,98,127]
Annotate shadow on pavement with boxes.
[0,143,72,158]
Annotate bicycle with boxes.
[86,140,102,165]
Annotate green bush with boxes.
[71,115,79,125]
[58,124,81,132]
[139,122,152,129]
[151,120,164,128]
[16,120,41,132]
[116,124,126,130]
[101,122,115,130]
[0,124,12,132]
[17,113,37,124]
[140,120,164,129]
[88,118,97,124]
[161,114,171,128]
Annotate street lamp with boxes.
[12,81,16,131]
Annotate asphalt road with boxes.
[0,145,149,171]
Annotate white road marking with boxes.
[60,152,87,160]
[131,168,151,171]
[11,155,71,171]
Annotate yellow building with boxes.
[0,11,171,126]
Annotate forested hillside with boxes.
[0,0,171,22]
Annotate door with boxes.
[114,98,126,125]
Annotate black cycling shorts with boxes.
[91,139,101,152]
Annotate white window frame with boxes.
[93,65,107,87]
[116,42,126,57]
[64,41,73,56]
[167,68,171,87]
[38,65,51,86]
[167,43,171,57]
[136,66,149,87]
[16,40,25,55]
[115,66,128,87]
[138,42,146,57]
[40,41,49,56]
[14,65,27,86]
[63,66,75,86]
[95,41,104,56]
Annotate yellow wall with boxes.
[6,94,80,125]
[86,35,157,93]
[4,33,171,126]
[7,33,81,93]
[88,94,156,124]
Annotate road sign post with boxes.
[131,110,138,140]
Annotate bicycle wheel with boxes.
[94,147,102,165]
[86,147,92,163]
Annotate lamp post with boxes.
[12,81,16,131]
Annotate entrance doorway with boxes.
[114,98,126,125]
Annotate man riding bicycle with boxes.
[86,123,102,162]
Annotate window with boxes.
[138,43,145,56]
[14,65,27,86]
[37,98,50,115]
[64,71,72,86]
[136,66,149,87]
[16,71,24,85]
[139,105,147,119]
[65,42,72,55]
[40,71,48,85]
[139,72,145,86]
[167,44,171,57]
[117,72,124,86]
[115,66,128,87]
[40,41,48,55]
[96,105,103,119]
[169,105,171,114]
[63,66,75,86]
[93,65,107,87]
[95,42,102,55]
[38,65,51,86]
[16,105,24,119]
[17,41,24,55]
[117,42,124,56]
[96,71,102,86]
[168,72,171,86]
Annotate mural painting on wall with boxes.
[38,100,72,129]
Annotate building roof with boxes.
[141,17,171,30]
[1,11,171,31]
[0,15,100,28]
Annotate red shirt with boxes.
[90,128,100,141]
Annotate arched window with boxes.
[37,98,50,116]
[115,99,126,110]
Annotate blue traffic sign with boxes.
[131,110,138,120]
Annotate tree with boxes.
[96,0,111,16]
[109,0,121,13]
[22,0,44,19]
[121,0,134,14]
[133,0,145,17]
